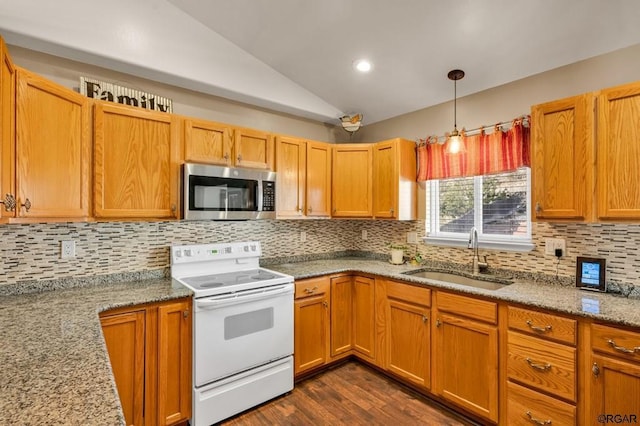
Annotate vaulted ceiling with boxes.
[2,1,640,125]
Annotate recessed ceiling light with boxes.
[353,59,372,73]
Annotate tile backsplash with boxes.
[1,219,639,293]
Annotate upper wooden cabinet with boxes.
[234,127,274,170]
[0,36,15,222]
[332,144,373,217]
[9,68,91,221]
[183,118,233,166]
[275,136,331,218]
[597,82,640,220]
[94,102,181,219]
[531,94,594,221]
[373,138,417,220]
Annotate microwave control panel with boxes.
[262,181,275,211]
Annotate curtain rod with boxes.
[417,115,530,145]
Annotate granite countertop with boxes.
[267,258,640,329]
[0,277,191,426]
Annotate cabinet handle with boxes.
[237,154,242,162]
[171,204,177,213]
[223,153,229,161]
[21,198,32,212]
[607,339,640,354]
[526,320,552,333]
[592,362,600,377]
[308,206,312,214]
[390,208,394,215]
[422,315,428,323]
[183,310,189,318]
[0,193,16,212]
[322,301,328,308]
[436,319,441,327]
[304,286,318,294]
[525,411,552,425]
[535,202,542,216]
[526,358,552,371]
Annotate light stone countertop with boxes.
[0,277,191,426]
[267,258,640,329]
[2,257,639,425]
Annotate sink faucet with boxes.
[468,227,488,274]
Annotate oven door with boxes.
[193,283,294,387]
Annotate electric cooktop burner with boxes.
[181,269,279,291]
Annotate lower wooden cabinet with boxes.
[294,276,330,375]
[433,292,499,423]
[352,275,375,360]
[100,298,192,426]
[330,275,353,357]
[507,381,576,426]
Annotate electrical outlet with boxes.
[300,231,307,242]
[544,238,566,256]
[406,232,418,244]
[362,230,368,240]
[61,240,76,258]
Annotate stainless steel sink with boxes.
[402,269,512,291]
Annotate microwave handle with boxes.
[196,284,293,309]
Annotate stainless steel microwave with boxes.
[183,163,276,220]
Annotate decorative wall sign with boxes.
[79,77,173,113]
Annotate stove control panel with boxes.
[170,241,262,265]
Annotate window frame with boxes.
[424,168,534,252]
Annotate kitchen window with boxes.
[425,167,534,251]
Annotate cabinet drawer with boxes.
[507,381,576,426]
[507,331,576,401]
[386,280,431,307]
[508,306,577,345]
[295,277,331,299]
[591,323,640,362]
[435,292,496,324]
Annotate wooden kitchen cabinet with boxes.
[183,117,233,166]
[372,138,417,220]
[433,292,499,423]
[94,101,181,219]
[0,36,15,222]
[330,275,353,357]
[234,126,274,170]
[597,82,640,219]
[276,137,332,218]
[352,275,375,360]
[294,277,330,375]
[7,67,90,221]
[380,279,431,389]
[100,297,192,426]
[332,144,373,217]
[531,94,594,221]
[587,324,640,424]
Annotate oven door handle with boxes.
[196,284,293,309]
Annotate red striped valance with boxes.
[416,116,530,181]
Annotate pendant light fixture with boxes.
[445,69,465,154]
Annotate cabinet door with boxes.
[94,102,180,218]
[306,141,332,217]
[330,275,353,357]
[294,293,329,375]
[531,94,594,221]
[184,118,232,166]
[15,68,90,218]
[101,311,146,426]
[597,82,640,219]
[373,140,397,218]
[434,312,499,423]
[332,144,372,217]
[387,298,430,389]
[275,136,306,218]
[157,300,192,426]
[352,275,375,360]
[590,354,640,424]
[234,127,274,170]
[0,36,15,222]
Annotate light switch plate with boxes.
[406,232,418,244]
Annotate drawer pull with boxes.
[526,358,552,371]
[304,286,319,294]
[526,411,552,425]
[607,339,640,354]
[592,362,600,377]
[526,320,552,333]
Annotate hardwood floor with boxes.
[220,362,476,425]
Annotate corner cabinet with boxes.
[7,67,90,221]
[531,94,594,221]
[332,144,373,217]
[373,138,417,220]
[597,82,640,220]
[94,102,181,219]
[100,298,192,426]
